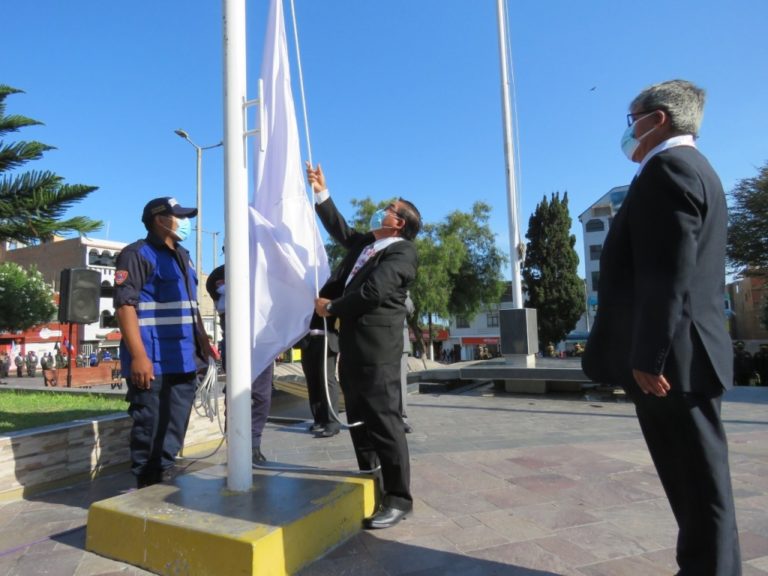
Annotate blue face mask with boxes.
[620,112,657,161]
[173,217,191,242]
[368,209,387,232]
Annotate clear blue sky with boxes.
[4,0,767,276]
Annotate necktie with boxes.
[346,244,376,285]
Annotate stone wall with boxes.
[0,409,225,501]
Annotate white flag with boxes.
[249,0,329,379]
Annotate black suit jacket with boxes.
[583,145,732,396]
[316,197,417,365]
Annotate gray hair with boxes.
[630,79,706,137]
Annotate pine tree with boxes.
[727,160,768,276]
[522,192,584,349]
[0,85,101,244]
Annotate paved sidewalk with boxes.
[1,384,767,575]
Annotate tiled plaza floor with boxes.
[1,382,767,575]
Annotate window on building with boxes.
[101,252,116,267]
[593,206,611,217]
[585,219,605,232]
[88,249,100,265]
[100,280,114,300]
[486,311,499,328]
[591,271,600,289]
[455,316,469,328]
[589,244,602,261]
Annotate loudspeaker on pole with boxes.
[58,268,102,324]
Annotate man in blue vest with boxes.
[115,197,211,488]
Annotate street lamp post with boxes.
[174,129,222,303]
[583,278,590,332]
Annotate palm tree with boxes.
[0,85,101,244]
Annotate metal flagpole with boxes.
[496,0,523,309]
[222,0,252,491]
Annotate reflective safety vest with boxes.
[121,242,199,376]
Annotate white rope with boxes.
[289,0,313,168]
[194,356,226,435]
[288,0,362,430]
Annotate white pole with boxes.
[496,0,524,309]
[222,0,251,491]
[195,146,203,304]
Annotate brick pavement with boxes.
[0,383,767,575]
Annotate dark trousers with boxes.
[301,336,340,429]
[633,391,741,576]
[127,373,197,477]
[339,359,412,511]
[251,364,273,448]
[222,364,273,449]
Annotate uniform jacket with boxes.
[316,198,417,365]
[114,234,202,376]
[582,145,732,395]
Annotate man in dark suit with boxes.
[307,162,421,530]
[583,80,741,575]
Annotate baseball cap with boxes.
[141,197,198,224]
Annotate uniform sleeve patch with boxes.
[115,270,128,284]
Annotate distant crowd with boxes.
[0,348,115,378]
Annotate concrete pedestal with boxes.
[499,307,538,365]
[87,464,376,576]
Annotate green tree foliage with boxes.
[408,225,465,356]
[727,161,768,277]
[0,262,57,332]
[522,192,584,349]
[0,85,101,244]
[438,202,507,318]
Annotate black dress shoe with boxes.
[308,423,325,433]
[136,469,161,488]
[253,448,267,463]
[160,467,177,483]
[315,425,340,438]
[363,506,410,529]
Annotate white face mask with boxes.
[173,217,191,241]
[620,112,657,161]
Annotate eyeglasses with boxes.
[626,110,658,127]
[385,204,405,220]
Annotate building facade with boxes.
[727,274,768,344]
[0,236,216,357]
[577,185,629,331]
[444,283,514,361]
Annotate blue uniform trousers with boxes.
[127,373,197,477]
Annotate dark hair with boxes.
[396,198,422,241]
